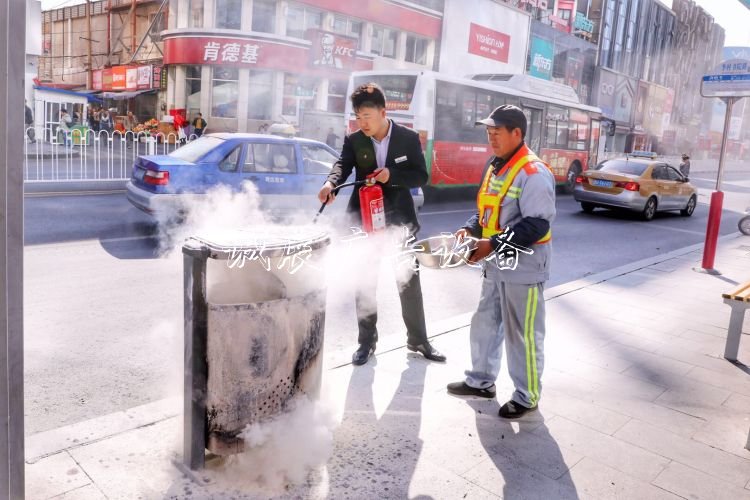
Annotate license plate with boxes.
[591,179,613,188]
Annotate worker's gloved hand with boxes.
[468,238,494,264]
[454,228,470,243]
[317,181,337,205]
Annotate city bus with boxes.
[345,70,604,191]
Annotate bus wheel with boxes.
[564,162,581,194]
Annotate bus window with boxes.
[522,107,543,152]
[351,74,417,111]
[461,89,476,128]
[477,92,493,123]
[568,109,589,151]
[435,81,485,144]
[545,106,569,148]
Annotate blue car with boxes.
[126,133,424,218]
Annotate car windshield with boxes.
[595,160,648,176]
[168,136,224,163]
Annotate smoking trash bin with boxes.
[182,226,330,469]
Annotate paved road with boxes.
[23,174,749,434]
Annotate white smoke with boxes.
[209,392,339,494]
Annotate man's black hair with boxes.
[350,83,386,112]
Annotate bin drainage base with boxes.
[208,433,246,456]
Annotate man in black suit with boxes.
[317,83,446,366]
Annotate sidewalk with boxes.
[27,234,750,499]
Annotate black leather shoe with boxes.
[446,381,496,398]
[352,344,375,366]
[498,400,538,419]
[407,342,446,362]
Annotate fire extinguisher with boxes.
[359,174,386,233]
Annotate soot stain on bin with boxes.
[247,337,268,377]
[291,300,325,390]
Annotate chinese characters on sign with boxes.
[203,41,261,64]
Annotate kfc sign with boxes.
[309,30,357,70]
[203,41,261,64]
[468,23,510,63]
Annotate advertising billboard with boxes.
[528,36,553,80]
[439,0,530,76]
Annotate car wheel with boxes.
[564,163,581,194]
[739,216,750,236]
[680,195,696,217]
[581,202,595,213]
[641,197,657,221]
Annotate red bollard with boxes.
[701,191,724,271]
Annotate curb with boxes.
[24,180,127,195]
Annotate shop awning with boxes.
[99,89,157,100]
[33,85,103,103]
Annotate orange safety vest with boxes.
[477,144,552,244]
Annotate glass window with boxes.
[595,160,648,176]
[169,136,224,162]
[242,144,255,172]
[211,67,239,118]
[282,73,316,116]
[568,110,589,151]
[185,65,202,117]
[405,35,429,65]
[351,74,417,111]
[252,143,296,173]
[247,70,273,120]
[252,0,275,33]
[333,16,362,49]
[433,81,491,144]
[301,144,337,174]
[286,4,322,39]
[545,106,569,148]
[666,166,683,181]
[215,0,241,30]
[371,25,397,58]
[328,79,347,113]
[188,0,203,28]
[218,145,241,172]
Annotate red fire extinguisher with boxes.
[359,174,386,233]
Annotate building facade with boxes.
[163,0,442,140]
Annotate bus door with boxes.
[589,119,602,169]
[521,105,543,153]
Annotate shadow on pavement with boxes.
[329,356,430,498]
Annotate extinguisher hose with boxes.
[312,178,408,224]
[313,180,366,223]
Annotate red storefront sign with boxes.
[308,30,358,71]
[111,66,127,91]
[93,65,157,91]
[137,65,152,90]
[92,70,102,90]
[163,36,373,75]
[468,23,510,63]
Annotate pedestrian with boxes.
[446,105,556,419]
[325,127,339,149]
[124,111,138,132]
[99,108,113,134]
[679,153,691,178]
[317,82,446,365]
[58,108,73,149]
[24,99,35,144]
[192,112,207,138]
[89,107,100,133]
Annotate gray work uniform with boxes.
[463,154,556,408]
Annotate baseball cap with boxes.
[475,104,527,136]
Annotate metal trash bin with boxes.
[182,226,330,469]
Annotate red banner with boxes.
[111,66,127,91]
[468,23,510,64]
[308,30,358,71]
[163,36,373,76]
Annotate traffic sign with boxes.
[701,58,750,97]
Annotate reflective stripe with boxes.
[524,286,540,406]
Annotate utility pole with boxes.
[131,0,137,57]
[87,0,93,89]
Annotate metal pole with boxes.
[715,97,736,191]
[0,0,26,497]
[701,96,737,272]
[87,0,93,89]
